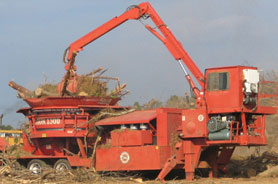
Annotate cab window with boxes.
[207,72,229,91]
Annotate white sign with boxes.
[35,118,61,125]
[198,114,204,122]
[120,152,130,164]
[182,115,186,121]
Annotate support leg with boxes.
[156,155,178,182]
[156,142,183,181]
[217,146,235,173]
[76,137,86,158]
[183,140,202,181]
[207,147,219,178]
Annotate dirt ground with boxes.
[1,175,278,184]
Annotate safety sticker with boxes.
[120,151,130,164]
[198,114,204,122]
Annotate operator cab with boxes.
[204,66,259,114]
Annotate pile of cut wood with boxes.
[8,67,129,99]
[226,151,278,178]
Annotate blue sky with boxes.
[1,0,278,127]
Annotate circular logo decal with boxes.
[120,152,130,164]
[198,114,204,122]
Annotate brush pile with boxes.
[226,151,278,178]
[0,149,141,183]
[0,163,138,184]
[8,67,129,99]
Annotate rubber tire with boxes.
[54,159,72,172]
[27,159,49,174]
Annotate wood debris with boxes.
[8,67,129,99]
[226,151,278,178]
[8,81,34,99]
[0,153,140,184]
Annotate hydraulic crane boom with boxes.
[64,2,204,99]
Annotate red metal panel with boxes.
[156,109,168,146]
[78,105,126,109]
[24,96,120,108]
[37,139,64,156]
[254,106,277,114]
[156,108,182,146]
[206,65,255,71]
[33,115,88,130]
[29,130,96,138]
[208,106,277,114]
[205,66,265,114]
[67,156,91,167]
[182,109,207,138]
[15,155,67,159]
[167,111,182,146]
[23,137,65,156]
[206,135,266,146]
[96,146,170,171]
[111,130,152,146]
[95,110,157,125]
[205,66,241,113]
